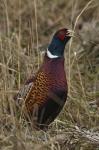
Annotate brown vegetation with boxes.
[0,0,99,149]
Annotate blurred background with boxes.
[0,0,99,149]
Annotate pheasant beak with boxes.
[67,29,74,37]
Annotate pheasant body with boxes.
[14,28,72,130]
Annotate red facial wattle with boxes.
[57,34,65,41]
[57,29,69,41]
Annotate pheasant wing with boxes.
[14,75,35,106]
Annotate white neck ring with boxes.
[47,49,59,58]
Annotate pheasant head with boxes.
[47,28,73,58]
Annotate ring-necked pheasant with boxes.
[14,28,72,130]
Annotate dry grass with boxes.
[0,0,99,149]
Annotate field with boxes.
[0,0,99,149]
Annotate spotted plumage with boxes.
[14,28,72,130]
[25,72,50,109]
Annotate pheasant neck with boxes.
[47,49,59,59]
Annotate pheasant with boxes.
[14,28,72,130]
